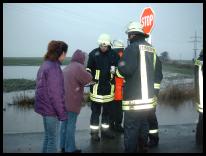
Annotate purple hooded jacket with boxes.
[35,60,67,121]
[63,50,92,114]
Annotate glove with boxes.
[110,66,116,74]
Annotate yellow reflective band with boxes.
[110,84,115,95]
[198,109,203,113]
[154,83,160,89]
[86,68,91,72]
[90,125,99,130]
[90,93,114,99]
[90,83,114,103]
[153,53,156,69]
[152,101,157,107]
[123,97,156,105]
[101,124,109,129]
[196,103,203,113]
[122,104,154,110]
[92,84,98,95]
[95,70,100,80]
[198,66,203,112]
[149,129,158,134]
[196,103,203,109]
[194,59,202,66]
[116,69,124,78]
[111,73,114,80]
[90,96,114,103]
[139,45,149,100]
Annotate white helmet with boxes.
[112,40,124,49]
[125,21,149,37]
[97,33,112,46]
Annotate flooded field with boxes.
[3,62,198,134]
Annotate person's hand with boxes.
[85,81,96,87]
[110,66,116,74]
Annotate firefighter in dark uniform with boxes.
[194,49,203,146]
[116,21,162,153]
[110,40,125,133]
[86,33,119,141]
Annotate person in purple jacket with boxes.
[60,49,92,153]
[35,40,68,153]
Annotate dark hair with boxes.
[44,40,68,61]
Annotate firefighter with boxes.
[110,40,125,133]
[194,49,203,146]
[86,33,119,141]
[116,21,162,153]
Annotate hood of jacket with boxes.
[71,49,85,65]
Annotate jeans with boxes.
[60,112,78,152]
[124,111,149,153]
[42,116,59,153]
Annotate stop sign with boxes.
[140,7,155,34]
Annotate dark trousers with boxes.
[196,113,203,145]
[110,100,123,126]
[90,101,112,127]
[124,111,149,153]
[148,107,159,143]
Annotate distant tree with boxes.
[160,51,170,62]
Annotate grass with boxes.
[9,92,90,110]
[11,91,35,110]
[3,57,71,66]
[3,79,36,92]
[158,83,195,109]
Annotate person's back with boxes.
[117,21,161,153]
[35,40,68,153]
[63,49,92,114]
[60,49,92,153]
[119,36,156,104]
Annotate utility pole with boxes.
[188,31,201,61]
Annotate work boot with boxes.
[101,129,115,139]
[90,131,100,142]
[114,124,124,133]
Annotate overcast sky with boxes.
[3,3,203,60]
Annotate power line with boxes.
[188,31,201,60]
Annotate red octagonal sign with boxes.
[140,7,155,34]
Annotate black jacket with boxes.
[117,36,163,111]
[86,47,119,103]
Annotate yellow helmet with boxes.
[97,33,112,46]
